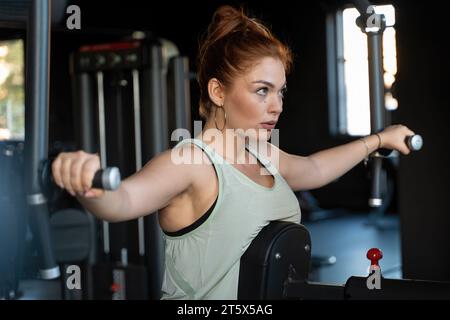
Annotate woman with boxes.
[52,6,415,299]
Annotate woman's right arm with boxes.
[51,147,198,222]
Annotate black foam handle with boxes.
[377,134,423,156]
[405,134,423,151]
[92,167,121,191]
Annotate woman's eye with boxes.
[279,87,287,98]
[256,87,269,96]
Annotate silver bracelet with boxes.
[359,137,370,166]
[374,133,382,149]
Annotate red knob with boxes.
[367,248,383,266]
[110,283,121,292]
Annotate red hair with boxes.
[197,5,293,119]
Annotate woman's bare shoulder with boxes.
[170,142,216,181]
[121,144,216,218]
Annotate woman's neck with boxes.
[196,119,248,165]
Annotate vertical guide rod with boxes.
[24,0,60,279]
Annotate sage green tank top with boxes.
[161,138,301,300]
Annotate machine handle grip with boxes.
[92,167,121,191]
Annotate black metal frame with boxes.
[24,0,60,280]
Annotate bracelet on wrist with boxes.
[359,137,370,166]
[374,133,382,149]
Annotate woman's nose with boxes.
[269,96,283,114]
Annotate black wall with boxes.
[394,0,450,280]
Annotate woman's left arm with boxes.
[279,124,416,191]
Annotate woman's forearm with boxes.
[75,185,131,222]
[309,134,380,187]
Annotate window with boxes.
[327,5,397,136]
[0,39,24,141]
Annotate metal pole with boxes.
[24,0,60,279]
[142,44,167,300]
[352,0,387,207]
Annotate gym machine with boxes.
[69,37,191,299]
[14,0,191,300]
[238,220,450,299]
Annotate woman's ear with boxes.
[207,78,225,107]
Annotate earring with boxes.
[214,105,227,131]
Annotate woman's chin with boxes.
[235,128,274,143]
[254,129,273,142]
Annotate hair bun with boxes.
[207,6,265,45]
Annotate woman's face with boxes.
[224,56,287,141]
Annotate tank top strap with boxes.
[174,138,225,165]
[245,142,280,176]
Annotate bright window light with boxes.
[0,39,24,141]
[342,5,397,136]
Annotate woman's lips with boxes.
[260,122,276,130]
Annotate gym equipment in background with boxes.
[70,37,191,299]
